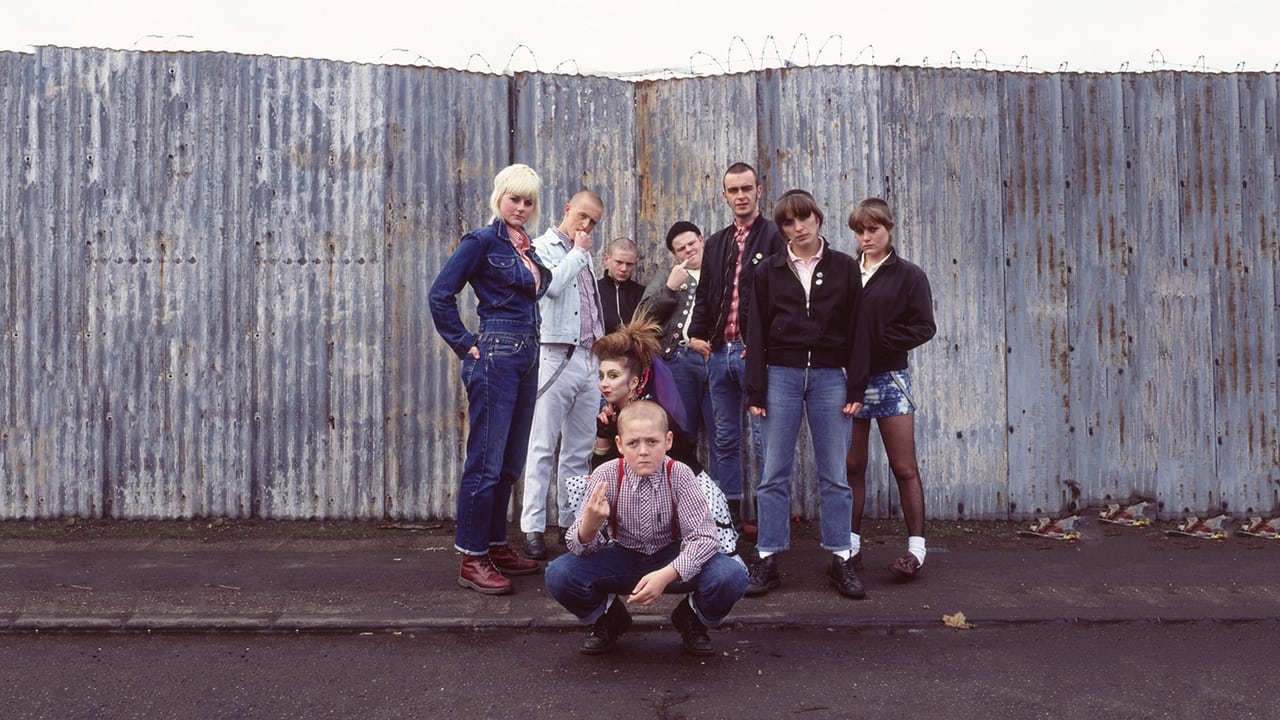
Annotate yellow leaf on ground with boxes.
[942,612,974,629]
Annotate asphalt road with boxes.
[4,620,1274,720]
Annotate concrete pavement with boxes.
[2,517,1277,634]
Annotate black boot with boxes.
[581,599,633,655]
[728,499,744,534]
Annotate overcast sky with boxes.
[3,0,1276,76]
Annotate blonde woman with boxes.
[429,163,551,595]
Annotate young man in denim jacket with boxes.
[520,191,608,559]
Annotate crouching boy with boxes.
[545,401,748,656]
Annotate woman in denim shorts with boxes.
[429,164,552,595]
[845,199,937,581]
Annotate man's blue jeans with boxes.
[756,366,853,554]
[706,340,763,501]
[546,543,748,627]
[664,346,713,451]
[455,331,539,555]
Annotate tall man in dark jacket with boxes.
[687,163,783,534]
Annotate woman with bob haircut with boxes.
[744,189,869,599]
[844,197,936,581]
[429,163,552,595]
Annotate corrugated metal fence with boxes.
[1,47,1277,521]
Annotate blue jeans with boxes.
[456,330,539,555]
[546,543,748,627]
[756,366,853,554]
[664,346,713,452]
[706,341,763,501]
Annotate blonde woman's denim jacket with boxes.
[429,219,550,358]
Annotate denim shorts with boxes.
[855,369,916,419]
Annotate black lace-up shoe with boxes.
[581,600,633,655]
[671,596,715,656]
[828,555,866,599]
[745,554,781,596]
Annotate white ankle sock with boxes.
[833,549,852,561]
[908,536,926,566]
[757,550,773,559]
[849,532,862,555]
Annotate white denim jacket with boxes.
[531,227,603,346]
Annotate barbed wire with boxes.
[405,35,1274,78]
[378,48,433,65]
[22,33,1270,76]
[130,34,195,49]
[465,53,493,73]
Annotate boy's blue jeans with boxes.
[546,542,747,626]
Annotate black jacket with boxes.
[597,276,646,332]
[858,250,935,374]
[688,214,783,350]
[637,270,699,359]
[745,240,867,407]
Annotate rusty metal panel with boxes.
[757,64,884,247]
[384,67,512,520]
[512,72,637,251]
[1184,74,1278,517]
[1121,72,1211,518]
[245,55,388,519]
[754,65,884,516]
[1064,74,1152,513]
[9,48,106,519]
[4,46,1280,524]
[0,51,39,518]
[631,71,764,522]
[1001,72,1072,520]
[633,73,760,281]
[509,72,636,526]
[50,49,257,520]
[880,67,1008,521]
[1173,73,1240,517]
[1138,73,1227,516]
[1234,74,1280,516]
[630,72,767,518]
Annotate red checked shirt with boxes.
[721,220,751,343]
[566,457,719,582]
